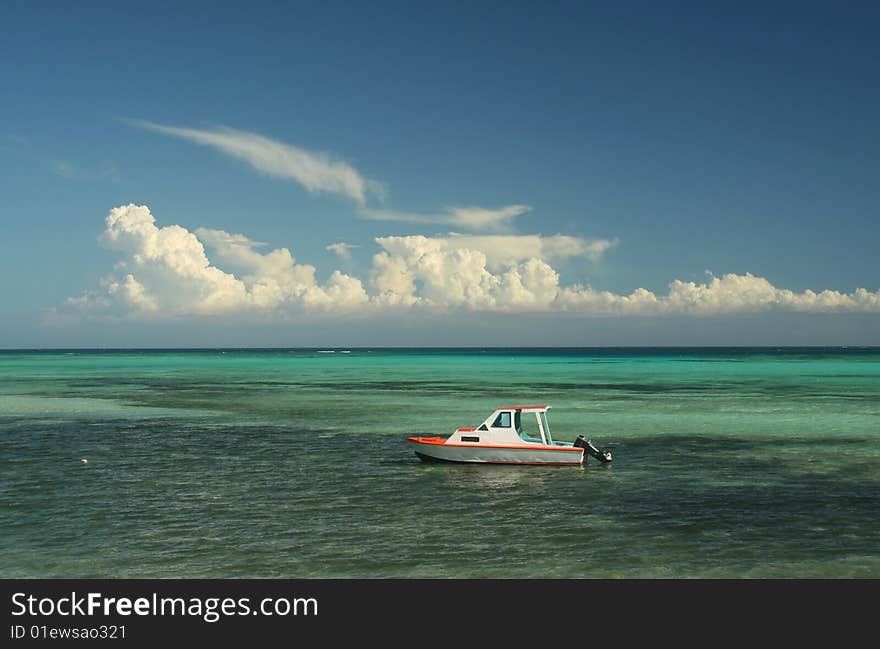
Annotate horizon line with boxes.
[2,345,878,352]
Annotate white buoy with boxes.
[80,458,88,464]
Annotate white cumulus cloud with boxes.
[63,204,369,318]
[370,235,562,310]
[127,120,383,205]
[556,273,880,315]
[97,204,251,315]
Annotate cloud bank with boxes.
[59,205,880,321]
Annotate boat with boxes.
[406,405,612,466]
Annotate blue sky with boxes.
[1,1,878,346]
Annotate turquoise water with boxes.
[1,348,878,578]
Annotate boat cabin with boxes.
[445,405,561,447]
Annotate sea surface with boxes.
[1,347,878,578]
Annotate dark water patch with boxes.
[620,433,877,451]
[802,374,880,379]
[4,421,879,577]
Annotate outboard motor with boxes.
[574,435,613,463]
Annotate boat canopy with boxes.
[473,405,555,445]
[497,405,550,412]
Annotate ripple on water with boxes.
[1,348,879,577]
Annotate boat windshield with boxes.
[516,411,544,443]
[540,411,553,444]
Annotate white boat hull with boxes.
[407,437,584,466]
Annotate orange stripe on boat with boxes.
[418,458,583,466]
[407,436,449,444]
[477,460,583,466]
[406,436,582,452]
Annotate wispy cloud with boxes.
[581,238,619,262]
[52,160,120,182]
[376,233,616,269]
[126,119,383,205]
[326,242,360,261]
[2,136,120,182]
[125,120,531,232]
[359,204,530,231]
